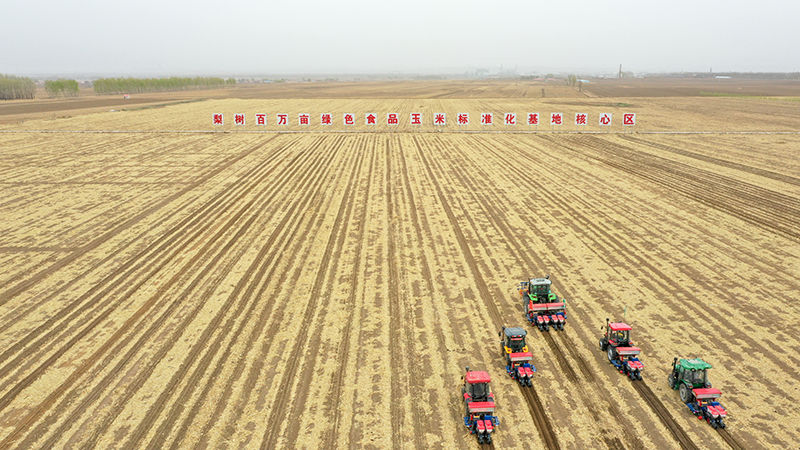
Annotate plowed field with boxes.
[0,92,798,449]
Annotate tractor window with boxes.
[691,369,707,386]
[507,337,526,352]
[471,382,488,399]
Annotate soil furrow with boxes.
[632,381,697,450]
[571,135,800,240]
[0,134,268,304]
[619,134,800,187]
[0,136,289,395]
[321,136,376,448]
[717,428,746,450]
[385,137,426,449]
[1,145,286,447]
[168,136,348,448]
[116,135,338,448]
[259,136,363,448]
[0,136,280,336]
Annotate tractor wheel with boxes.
[668,373,674,388]
[599,339,607,351]
[607,347,616,363]
[679,383,691,404]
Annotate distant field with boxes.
[0,81,798,448]
[583,77,800,97]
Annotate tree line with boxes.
[93,77,235,94]
[0,74,36,100]
[45,79,79,97]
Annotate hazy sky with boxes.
[2,0,799,76]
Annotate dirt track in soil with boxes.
[0,96,798,448]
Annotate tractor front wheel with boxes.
[679,383,691,404]
[668,373,674,388]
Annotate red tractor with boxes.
[499,326,536,386]
[461,367,500,444]
[518,275,567,331]
[598,318,644,380]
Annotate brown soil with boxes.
[0,85,798,448]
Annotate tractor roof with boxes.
[504,327,527,338]
[679,358,713,371]
[465,371,491,384]
[609,322,632,331]
[529,278,552,286]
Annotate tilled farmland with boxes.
[0,95,799,449]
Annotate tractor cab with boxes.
[502,327,529,353]
[606,322,631,346]
[675,358,712,389]
[464,370,493,402]
[670,358,714,403]
[527,277,553,302]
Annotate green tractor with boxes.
[668,358,728,428]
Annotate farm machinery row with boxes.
[460,327,536,444]
[460,275,731,444]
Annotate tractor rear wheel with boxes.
[607,347,616,363]
[679,383,691,403]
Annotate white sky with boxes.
[2,0,799,76]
